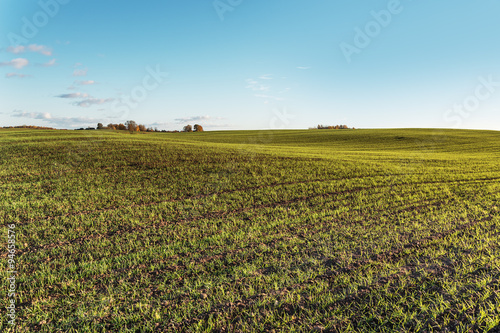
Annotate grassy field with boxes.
[1,128,499,332]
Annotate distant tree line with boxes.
[93,121,204,133]
[182,124,204,132]
[2,122,205,132]
[3,125,58,130]
[312,124,354,130]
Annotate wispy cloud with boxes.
[56,92,91,98]
[12,110,52,120]
[246,78,270,91]
[254,94,284,101]
[55,91,113,107]
[246,74,290,104]
[38,58,56,67]
[0,58,29,69]
[73,68,88,76]
[75,98,114,107]
[5,44,52,56]
[12,110,98,127]
[174,115,224,123]
[5,73,31,78]
[297,66,311,70]
[56,92,90,99]
[75,80,96,85]
[5,46,25,54]
[146,121,172,128]
[278,87,291,94]
[27,44,52,56]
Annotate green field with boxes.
[1,128,499,332]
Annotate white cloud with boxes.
[55,91,113,107]
[39,58,56,67]
[28,44,52,56]
[246,74,290,104]
[0,58,29,69]
[12,110,52,120]
[56,92,90,99]
[5,73,31,78]
[174,115,224,123]
[5,46,25,54]
[259,74,273,80]
[5,44,52,56]
[278,87,291,94]
[246,78,270,91]
[254,94,284,101]
[75,80,96,85]
[297,66,311,70]
[12,110,98,127]
[75,98,114,107]
[73,68,88,76]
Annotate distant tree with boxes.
[97,123,104,130]
[125,120,137,133]
[138,124,146,132]
[183,124,193,132]
[117,123,126,131]
[194,124,204,132]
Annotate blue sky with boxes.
[1,0,499,130]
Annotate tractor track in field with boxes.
[317,257,500,331]
[16,199,467,308]
[172,255,463,332]
[16,214,498,319]
[4,174,500,228]
[21,174,494,260]
[19,197,453,292]
[10,178,467,259]
[5,183,389,258]
[170,213,495,329]
[19,194,452,270]
[14,210,497,318]
[13,177,491,264]
[10,192,497,313]
[3,174,380,226]
[275,263,498,332]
